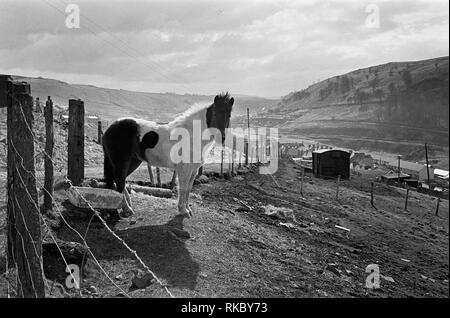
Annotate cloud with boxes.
[0,0,448,97]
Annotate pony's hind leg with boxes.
[113,160,135,217]
[104,155,115,190]
[124,157,142,208]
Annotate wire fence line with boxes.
[9,121,129,298]
[4,90,175,298]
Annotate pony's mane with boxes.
[168,101,211,126]
[168,92,232,127]
[216,92,231,104]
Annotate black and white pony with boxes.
[102,93,234,217]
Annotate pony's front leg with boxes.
[176,164,191,217]
[120,187,134,217]
[185,165,200,216]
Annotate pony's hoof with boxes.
[120,208,134,218]
[177,211,191,218]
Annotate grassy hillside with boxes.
[10,76,276,123]
[233,56,449,168]
[274,56,448,123]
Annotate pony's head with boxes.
[206,92,234,144]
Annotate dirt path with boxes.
[1,159,448,298]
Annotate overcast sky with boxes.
[0,0,448,97]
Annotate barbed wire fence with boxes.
[1,76,174,298]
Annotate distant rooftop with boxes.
[388,160,428,172]
[313,148,350,154]
[382,172,411,180]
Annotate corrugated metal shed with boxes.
[312,149,350,179]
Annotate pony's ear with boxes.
[214,95,219,104]
[229,97,234,107]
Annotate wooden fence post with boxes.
[255,132,259,164]
[171,170,177,189]
[44,96,54,213]
[6,79,45,297]
[231,135,236,174]
[2,75,15,266]
[147,163,154,185]
[97,120,102,144]
[35,97,42,113]
[239,148,242,168]
[68,99,85,185]
[246,108,250,166]
[228,145,232,175]
[156,167,161,187]
[435,197,441,216]
[244,137,249,166]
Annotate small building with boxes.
[381,171,411,182]
[312,149,350,179]
[387,160,434,181]
[351,152,374,169]
[434,169,449,181]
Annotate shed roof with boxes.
[313,149,350,155]
[382,172,411,179]
[434,169,449,179]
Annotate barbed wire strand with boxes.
[10,96,173,297]
[13,162,79,296]
[10,138,131,298]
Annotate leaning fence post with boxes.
[435,197,441,216]
[68,99,85,185]
[97,120,102,144]
[336,175,341,200]
[6,79,45,297]
[44,96,54,213]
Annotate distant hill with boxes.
[274,56,448,130]
[9,76,276,123]
[233,56,449,168]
